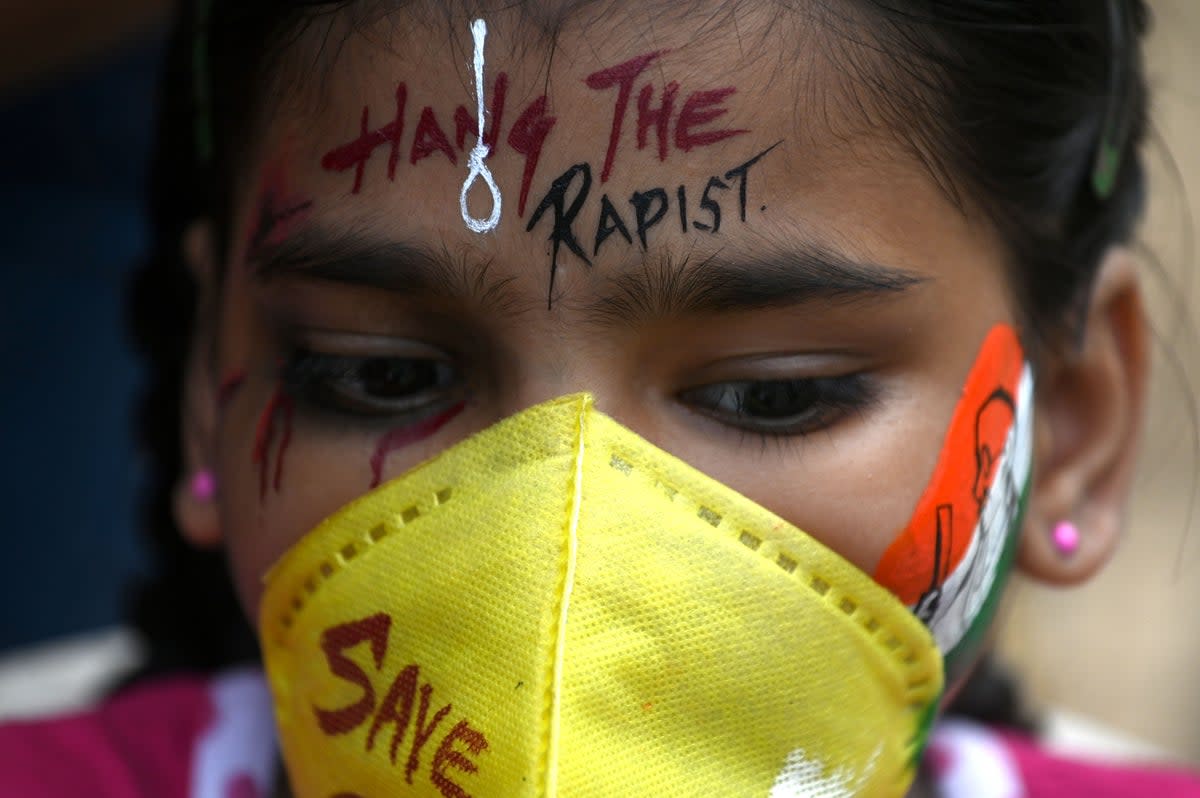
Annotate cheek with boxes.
[215,394,370,622]
[215,391,470,622]
[678,382,955,576]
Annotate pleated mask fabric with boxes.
[259,393,944,798]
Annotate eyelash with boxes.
[679,374,876,440]
[280,349,461,422]
[279,349,874,444]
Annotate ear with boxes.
[172,219,224,549]
[1018,247,1149,584]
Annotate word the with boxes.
[314,613,489,798]
[585,50,748,183]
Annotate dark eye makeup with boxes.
[279,346,876,442]
[281,350,461,421]
[679,374,877,437]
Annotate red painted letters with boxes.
[313,614,491,797]
[410,107,458,166]
[321,84,409,194]
[585,50,748,182]
[314,613,392,735]
[431,721,490,798]
[322,75,552,218]
[637,80,679,162]
[675,87,746,151]
[506,95,557,217]
[320,52,748,209]
[585,50,667,182]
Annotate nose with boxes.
[489,340,671,450]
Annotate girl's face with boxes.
[182,6,1139,688]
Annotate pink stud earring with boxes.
[189,469,217,502]
[1052,520,1080,557]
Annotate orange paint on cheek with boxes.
[873,325,1025,606]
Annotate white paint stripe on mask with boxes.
[921,364,1035,654]
[460,18,503,233]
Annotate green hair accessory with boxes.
[1092,0,1133,200]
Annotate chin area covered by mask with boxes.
[257,324,1030,798]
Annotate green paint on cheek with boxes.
[941,477,1030,684]
[905,478,1029,772]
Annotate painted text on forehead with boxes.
[318,45,751,203]
[245,28,804,299]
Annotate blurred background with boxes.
[0,2,167,652]
[997,0,1200,765]
[0,0,1197,767]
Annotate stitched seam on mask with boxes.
[272,487,454,637]
[606,448,938,704]
[542,401,586,797]
[606,448,939,788]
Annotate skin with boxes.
[174,4,1149,794]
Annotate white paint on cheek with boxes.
[922,365,1035,656]
[768,746,879,798]
[460,18,503,233]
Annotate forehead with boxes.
[235,3,1000,306]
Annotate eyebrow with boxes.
[585,245,926,326]
[256,227,458,292]
[253,226,925,320]
[253,226,523,312]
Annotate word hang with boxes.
[321,72,553,218]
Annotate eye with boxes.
[680,375,874,437]
[282,351,459,417]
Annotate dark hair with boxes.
[127,0,1150,704]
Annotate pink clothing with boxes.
[930,719,1200,798]
[1,670,1197,797]
[0,669,276,798]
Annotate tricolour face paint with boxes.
[873,324,1033,676]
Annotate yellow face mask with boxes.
[259,394,943,798]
